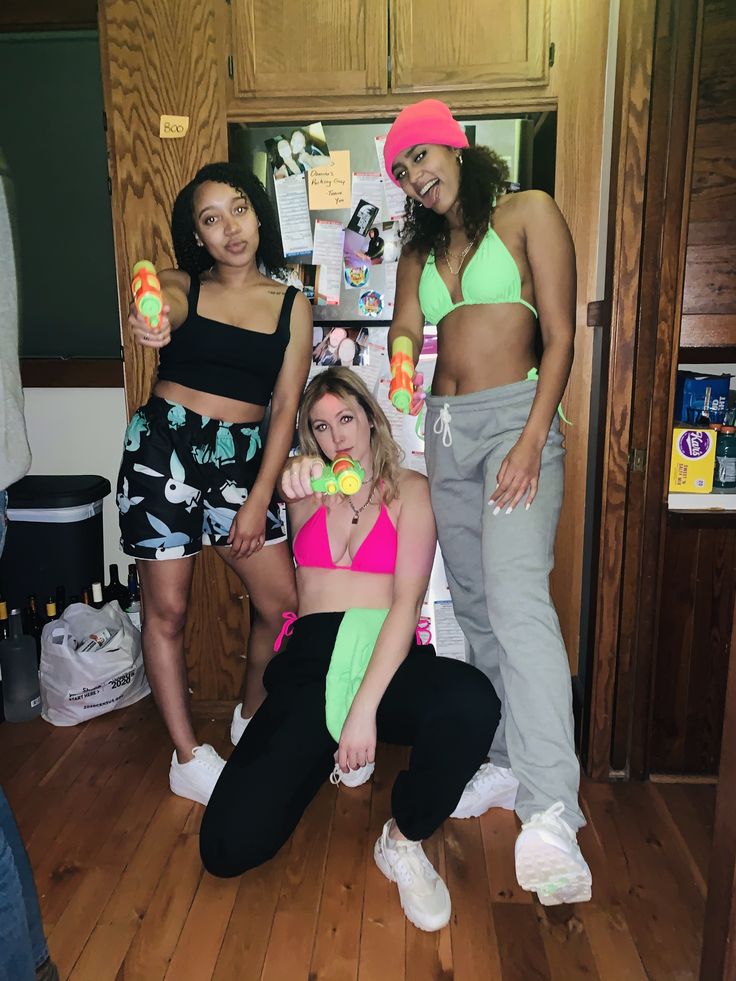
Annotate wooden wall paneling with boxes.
[618,0,703,778]
[680,313,736,348]
[700,592,736,980]
[586,0,658,778]
[684,526,736,772]
[98,0,249,702]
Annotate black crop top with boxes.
[157,278,297,405]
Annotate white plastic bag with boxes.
[39,600,150,726]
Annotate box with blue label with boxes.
[674,371,732,424]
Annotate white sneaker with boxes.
[450,762,519,818]
[373,819,451,932]
[230,703,252,746]
[515,801,592,905]
[329,761,375,788]
[169,744,226,806]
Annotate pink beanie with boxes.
[383,100,469,186]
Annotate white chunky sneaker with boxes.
[329,761,375,788]
[515,801,592,905]
[373,819,451,932]
[450,762,519,818]
[169,744,226,806]
[230,703,252,746]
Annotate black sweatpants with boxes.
[200,612,500,877]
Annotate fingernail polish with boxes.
[525,502,531,510]
[493,506,501,516]
[489,499,496,507]
[505,506,513,515]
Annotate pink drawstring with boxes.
[273,611,297,652]
[415,616,432,646]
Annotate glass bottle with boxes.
[0,609,42,722]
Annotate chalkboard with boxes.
[0,31,120,358]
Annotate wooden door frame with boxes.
[584,0,703,779]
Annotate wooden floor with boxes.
[0,698,714,981]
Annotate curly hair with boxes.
[171,162,285,278]
[297,368,403,504]
[399,145,509,256]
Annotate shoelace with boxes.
[521,801,569,837]
[329,764,342,785]
[432,403,453,447]
[191,745,223,773]
[390,840,436,895]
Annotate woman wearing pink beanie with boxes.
[383,99,591,907]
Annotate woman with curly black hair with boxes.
[116,162,312,806]
[385,101,592,907]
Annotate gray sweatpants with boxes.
[425,379,584,830]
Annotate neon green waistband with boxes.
[324,608,389,741]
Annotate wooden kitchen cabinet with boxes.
[227,0,551,100]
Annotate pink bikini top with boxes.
[292,502,397,574]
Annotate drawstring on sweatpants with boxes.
[273,611,297,652]
[433,403,453,447]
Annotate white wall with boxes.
[22,387,128,575]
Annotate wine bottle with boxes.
[26,594,43,664]
[103,563,129,608]
[55,585,66,615]
[0,599,9,643]
[81,587,92,606]
[0,609,42,722]
[91,582,104,610]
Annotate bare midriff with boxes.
[296,566,394,617]
[431,303,538,397]
[153,380,266,424]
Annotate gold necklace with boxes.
[443,238,476,276]
[347,489,374,525]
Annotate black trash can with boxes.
[0,475,112,610]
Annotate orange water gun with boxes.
[131,260,163,330]
[311,453,365,496]
[389,336,415,413]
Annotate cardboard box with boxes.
[669,427,716,493]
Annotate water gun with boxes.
[311,453,365,496]
[389,336,415,413]
[131,260,163,330]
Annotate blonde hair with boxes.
[298,367,403,504]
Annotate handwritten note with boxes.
[308,150,351,210]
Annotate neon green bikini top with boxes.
[418,224,538,326]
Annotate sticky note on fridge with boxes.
[159,115,189,139]
[308,150,351,209]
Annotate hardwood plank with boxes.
[493,903,551,980]
[309,781,371,981]
[69,795,195,980]
[121,833,205,981]
[3,722,87,813]
[479,807,530,904]
[45,743,173,978]
[0,716,55,783]
[259,782,336,980]
[164,872,240,981]
[405,827,452,981]
[211,847,290,981]
[358,744,407,981]
[536,902,601,981]
[651,783,713,895]
[584,781,704,980]
[444,819,503,980]
[577,784,649,981]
